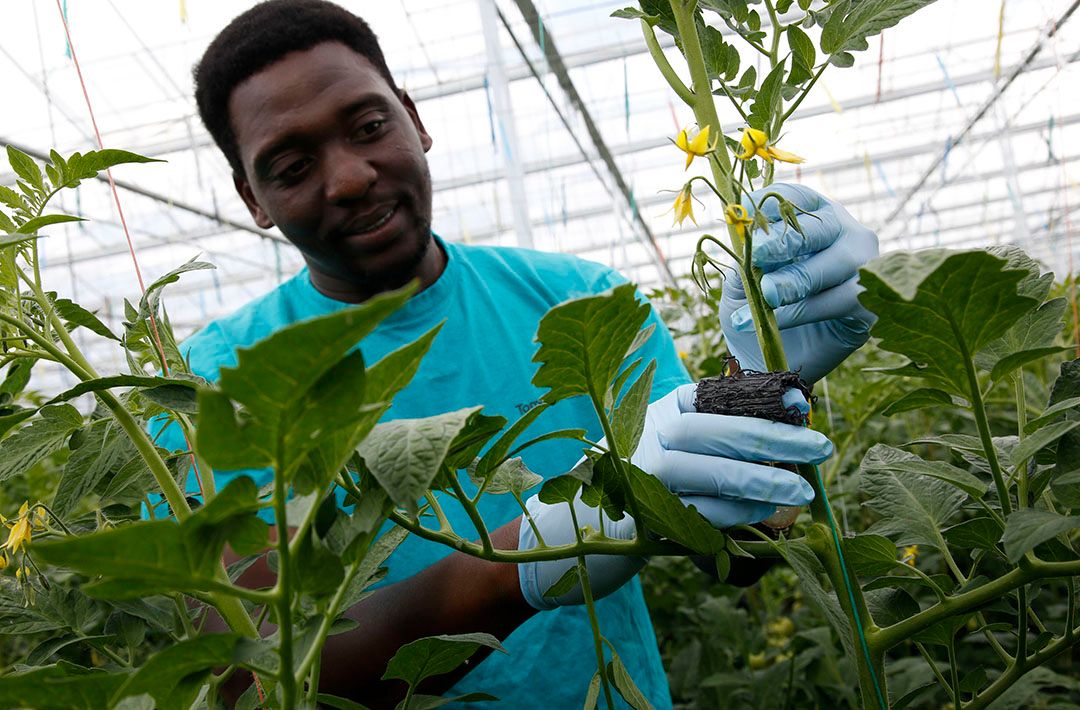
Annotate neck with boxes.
[308,237,447,304]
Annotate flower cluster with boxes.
[2,502,48,582]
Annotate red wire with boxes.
[51,4,207,500]
[875,33,885,104]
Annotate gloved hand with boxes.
[518,383,831,609]
[720,183,878,384]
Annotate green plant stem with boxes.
[293,556,364,685]
[448,474,494,555]
[1016,585,1028,663]
[914,642,951,697]
[805,523,886,709]
[177,412,216,502]
[426,492,454,534]
[871,558,1080,651]
[512,491,546,547]
[781,63,828,122]
[640,20,694,105]
[588,396,646,537]
[272,463,298,710]
[386,508,681,562]
[1013,374,1029,507]
[568,503,614,710]
[946,635,962,708]
[668,0,737,207]
[763,0,783,62]
[965,623,1080,710]
[975,612,1012,664]
[173,593,197,640]
[960,349,1013,516]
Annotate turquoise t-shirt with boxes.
[152,236,690,708]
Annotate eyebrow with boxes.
[251,92,394,177]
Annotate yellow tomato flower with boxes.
[33,507,48,529]
[677,350,689,360]
[735,127,805,164]
[675,125,717,170]
[3,502,32,554]
[902,544,919,566]
[748,651,769,670]
[672,185,697,226]
[724,203,753,239]
[0,553,7,572]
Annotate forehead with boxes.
[228,41,397,156]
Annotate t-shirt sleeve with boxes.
[143,323,275,521]
[586,266,692,403]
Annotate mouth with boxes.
[335,203,400,248]
[348,204,397,235]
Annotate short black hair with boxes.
[193,0,399,176]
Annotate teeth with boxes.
[358,206,395,234]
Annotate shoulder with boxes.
[448,242,627,297]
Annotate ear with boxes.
[398,90,433,152]
[233,173,275,229]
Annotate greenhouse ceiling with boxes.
[2,0,1079,381]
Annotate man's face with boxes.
[230,42,435,293]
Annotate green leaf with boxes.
[626,463,727,553]
[0,232,40,249]
[0,663,130,710]
[820,0,938,55]
[612,360,656,458]
[1002,508,1080,563]
[880,388,954,416]
[359,407,482,516]
[316,693,372,710]
[912,613,970,647]
[113,634,242,710]
[1049,359,1080,405]
[865,587,920,628]
[470,456,543,496]
[991,345,1075,382]
[611,7,661,25]
[862,444,986,499]
[543,566,580,598]
[580,453,628,522]
[858,249,1040,398]
[1025,395,1080,434]
[34,478,266,597]
[781,537,855,659]
[943,517,1003,550]
[842,534,900,576]
[538,474,583,505]
[15,213,85,234]
[52,297,119,340]
[1009,420,1080,467]
[787,24,816,68]
[382,633,506,689]
[47,374,196,405]
[977,296,1068,377]
[860,446,966,549]
[473,403,549,488]
[533,284,650,405]
[52,419,133,517]
[0,403,82,483]
[584,672,602,710]
[7,145,44,191]
[394,693,498,710]
[607,647,652,710]
[199,286,417,471]
[748,60,786,131]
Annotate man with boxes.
[158,0,878,705]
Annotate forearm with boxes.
[322,517,533,703]
[216,518,534,706]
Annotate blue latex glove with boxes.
[518,383,831,609]
[720,183,878,384]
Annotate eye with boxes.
[272,157,311,183]
[353,119,386,140]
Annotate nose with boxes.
[323,144,377,203]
